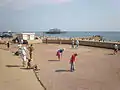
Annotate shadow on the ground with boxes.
[20,68,40,71]
[6,65,22,67]
[106,53,114,55]
[48,60,60,61]
[55,69,71,72]
[0,48,8,51]
[20,68,32,70]
[12,51,15,53]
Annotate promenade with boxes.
[0,45,44,90]
[33,44,120,90]
[0,43,120,90]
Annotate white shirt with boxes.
[76,40,79,44]
[21,39,23,44]
[21,47,27,55]
[72,40,74,44]
[114,44,118,49]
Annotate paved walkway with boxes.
[0,48,44,90]
[1,44,120,90]
[33,44,120,90]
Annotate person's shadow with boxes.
[6,65,22,68]
[0,47,8,51]
[55,69,71,72]
[20,68,32,70]
[108,53,114,55]
[105,53,114,55]
[48,60,60,62]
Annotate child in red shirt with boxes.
[69,53,78,72]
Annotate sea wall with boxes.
[28,39,42,44]
[42,39,120,49]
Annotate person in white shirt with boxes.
[20,45,27,67]
[18,44,22,54]
[114,44,118,55]
[75,40,79,48]
[21,39,23,44]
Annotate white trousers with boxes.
[20,54,27,61]
[20,54,27,67]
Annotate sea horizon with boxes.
[1,31,120,41]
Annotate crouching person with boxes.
[27,59,38,70]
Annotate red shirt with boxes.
[70,55,76,63]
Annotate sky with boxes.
[0,0,120,31]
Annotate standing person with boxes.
[69,53,78,72]
[75,40,79,48]
[20,45,27,67]
[56,48,65,60]
[72,39,74,48]
[114,44,118,55]
[46,38,48,44]
[21,39,23,44]
[28,44,34,60]
[27,59,31,68]
[7,41,10,49]
[18,44,22,54]
[27,58,38,70]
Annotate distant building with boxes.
[17,33,35,40]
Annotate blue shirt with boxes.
[58,49,64,53]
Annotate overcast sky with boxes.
[0,0,120,31]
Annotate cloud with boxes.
[0,0,72,10]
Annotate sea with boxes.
[1,31,120,42]
[36,31,120,42]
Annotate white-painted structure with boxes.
[17,33,35,40]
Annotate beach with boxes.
[0,43,120,90]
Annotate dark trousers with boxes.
[76,44,79,48]
[30,53,32,60]
[70,62,75,71]
[72,44,74,48]
[7,44,10,49]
